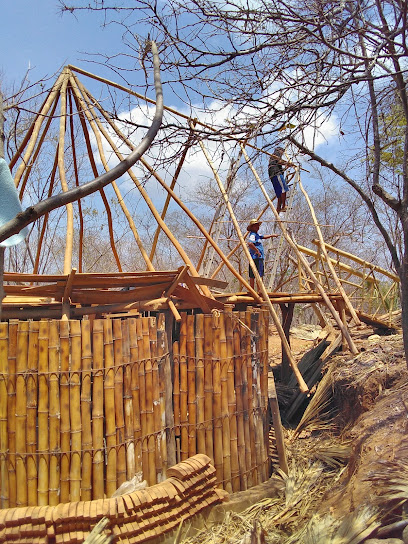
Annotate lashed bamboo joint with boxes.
[0,454,228,544]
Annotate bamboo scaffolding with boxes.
[225,307,240,492]
[37,321,49,505]
[195,314,206,454]
[26,321,39,506]
[179,314,188,461]
[149,317,163,482]
[299,179,361,325]
[142,318,156,485]
[103,319,117,498]
[69,320,82,501]
[203,315,214,466]
[15,321,29,506]
[122,319,135,480]
[233,314,247,490]
[7,322,18,507]
[137,318,148,479]
[91,320,105,499]
[80,319,92,502]
[113,319,127,488]
[212,311,224,486]
[47,321,61,505]
[200,138,308,391]
[157,313,172,474]
[0,323,8,508]
[242,147,359,355]
[172,340,181,464]
[129,318,143,476]
[59,320,71,502]
[187,314,197,458]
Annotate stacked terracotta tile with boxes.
[0,454,227,543]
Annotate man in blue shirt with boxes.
[246,219,278,290]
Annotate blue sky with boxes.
[0,1,126,87]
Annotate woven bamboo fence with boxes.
[0,309,270,508]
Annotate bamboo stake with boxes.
[203,315,214,466]
[149,316,163,482]
[200,138,308,391]
[80,319,92,502]
[59,319,71,502]
[7,321,18,507]
[258,310,270,480]
[0,323,8,508]
[48,320,61,504]
[245,309,257,486]
[26,321,39,506]
[142,318,156,485]
[103,319,117,497]
[136,318,148,480]
[250,311,264,483]
[225,307,240,492]
[129,318,142,476]
[299,179,361,325]
[157,313,172,473]
[122,319,135,480]
[15,321,29,506]
[187,314,197,458]
[179,314,188,461]
[173,340,181,464]
[195,314,206,454]
[38,321,50,505]
[242,147,359,356]
[113,319,126,488]
[69,319,82,502]
[92,320,105,499]
[233,314,247,490]
[212,311,224,486]
[219,312,233,492]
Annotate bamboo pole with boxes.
[0,323,8,508]
[245,309,257,485]
[38,321,49,505]
[142,318,156,485]
[172,339,181,464]
[212,311,224,486]
[103,319,117,497]
[26,321,39,506]
[13,72,65,186]
[92,320,105,499]
[258,309,270,480]
[129,318,143,476]
[157,313,172,473]
[179,314,188,461]
[69,320,82,501]
[299,179,362,325]
[59,319,71,502]
[203,315,214,466]
[48,363,68,515]
[122,319,135,480]
[7,321,18,507]
[187,314,197,458]
[242,148,359,356]
[136,318,148,479]
[149,316,163,482]
[250,311,264,483]
[15,321,29,506]
[71,77,152,271]
[233,314,247,490]
[225,307,240,492]
[200,138,308,391]
[195,314,206,454]
[220,312,233,492]
[113,319,127,488]
[80,319,92,502]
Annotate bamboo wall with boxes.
[0,309,270,507]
